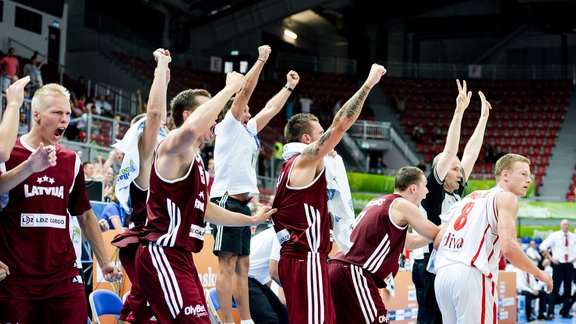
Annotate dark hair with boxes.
[284,113,319,143]
[394,166,425,191]
[170,89,212,127]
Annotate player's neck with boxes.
[23,130,51,149]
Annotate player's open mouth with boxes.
[55,128,65,137]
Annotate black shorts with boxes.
[210,195,252,256]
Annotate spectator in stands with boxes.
[101,184,127,230]
[210,45,299,324]
[512,264,549,321]
[103,148,123,175]
[0,48,19,92]
[431,125,442,144]
[17,111,28,134]
[411,122,425,142]
[83,161,96,180]
[248,226,289,324]
[298,90,313,113]
[71,76,87,99]
[22,55,43,94]
[526,239,543,268]
[376,156,387,174]
[136,88,147,114]
[0,82,121,323]
[417,159,427,172]
[102,166,115,194]
[392,93,407,115]
[484,139,497,163]
[539,219,576,319]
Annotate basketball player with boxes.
[329,166,440,324]
[0,83,122,323]
[415,81,492,324]
[210,45,300,324]
[111,48,171,323]
[271,63,386,324]
[135,72,276,323]
[432,154,553,323]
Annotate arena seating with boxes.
[383,78,571,190]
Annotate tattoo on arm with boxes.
[302,145,320,157]
[319,129,332,145]
[339,86,369,119]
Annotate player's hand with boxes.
[6,76,30,108]
[455,79,472,111]
[258,45,271,62]
[536,270,553,293]
[101,262,123,282]
[286,70,300,89]
[226,72,245,94]
[98,219,110,232]
[478,91,492,118]
[365,64,387,88]
[27,142,57,173]
[0,260,10,282]
[252,205,276,224]
[153,48,172,64]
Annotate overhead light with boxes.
[284,28,298,40]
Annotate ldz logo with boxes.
[184,304,207,317]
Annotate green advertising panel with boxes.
[517,201,576,219]
[347,172,535,197]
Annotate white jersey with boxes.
[433,186,504,281]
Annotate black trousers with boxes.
[519,290,548,320]
[248,277,289,324]
[413,254,442,324]
[549,262,574,316]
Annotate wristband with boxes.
[284,85,293,92]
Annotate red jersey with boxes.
[0,137,91,285]
[272,154,332,255]
[111,182,148,248]
[333,194,408,288]
[141,152,209,253]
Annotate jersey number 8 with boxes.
[453,201,475,231]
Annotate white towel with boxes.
[113,117,166,213]
[282,142,355,253]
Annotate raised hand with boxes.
[226,71,245,94]
[286,70,300,89]
[101,262,123,282]
[478,91,492,118]
[6,76,30,108]
[27,142,57,173]
[455,79,472,111]
[365,64,387,88]
[153,48,172,64]
[258,45,271,62]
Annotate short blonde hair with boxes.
[495,153,530,180]
[31,83,71,111]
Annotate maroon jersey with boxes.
[0,137,91,285]
[334,194,408,288]
[112,182,148,248]
[272,154,331,255]
[141,152,209,253]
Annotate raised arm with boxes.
[293,64,386,180]
[159,72,245,156]
[254,70,300,132]
[0,76,30,162]
[0,143,56,194]
[230,45,271,120]
[436,79,471,180]
[135,48,171,188]
[498,192,552,292]
[461,91,491,181]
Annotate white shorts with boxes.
[435,263,497,324]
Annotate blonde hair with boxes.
[494,153,530,180]
[31,83,71,111]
